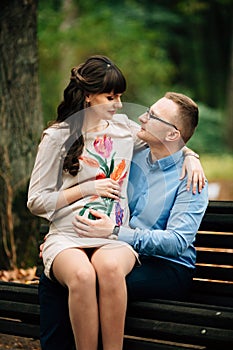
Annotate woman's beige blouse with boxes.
[27,114,142,278]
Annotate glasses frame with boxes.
[146,108,179,131]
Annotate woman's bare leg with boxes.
[91,244,136,350]
[52,248,99,350]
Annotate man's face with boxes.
[137,97,179,145]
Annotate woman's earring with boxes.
[84,101,90,108]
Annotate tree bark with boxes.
[0,0,43,268]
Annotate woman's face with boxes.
[86,92,123,120]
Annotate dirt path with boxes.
[0,334,40,350]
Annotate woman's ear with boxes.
[165,130,180,142]
[85,94,90,103]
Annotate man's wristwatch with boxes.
[109,225,120,240]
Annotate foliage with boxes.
[38,0,233,154]
[37,0,184,122]
[201,154,233,181]
[187,103,227,153]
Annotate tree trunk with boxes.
[59,0,79,90]
[0,0,43,269]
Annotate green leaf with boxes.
[79,200,110,216]
[86,149,109,175]
[79,207,86,216]
[109,152,116,175]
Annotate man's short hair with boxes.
[165,92,199,143]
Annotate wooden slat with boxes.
[198,201,233,233]
[125,317,233,348]
[195,265,233,281]
[0,281,38,303]
[0,318,39,339]
[191,280,233,307]
[127,300,233,329]
[196,250,233,265]
[204,201,233,214]
[0,300,39,323]
[195,232,233,248]
[199,213,233,232]
[123,336,206,350]
[147,298,233,313]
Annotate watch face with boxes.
[113,225,120,236]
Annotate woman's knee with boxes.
[52,249,96,289]
[68,265,96,292]
[92,255,123,284]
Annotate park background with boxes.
[0,0,232,274]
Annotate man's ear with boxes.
[165,130,180,142]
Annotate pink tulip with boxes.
[94,134,113,158]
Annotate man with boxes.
[73,92,208,301]
[39,92,208,349]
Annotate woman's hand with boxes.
[80,178,121,199]
[180,155,206,194]
[73,210,115,238]
[39,235,47,258]
[58,178,120,210]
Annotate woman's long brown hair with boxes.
[54,55,126,176]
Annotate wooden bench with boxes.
[0,200,233,349]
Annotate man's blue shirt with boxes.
[119,148,209,269]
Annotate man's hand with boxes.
[73,209,115,238]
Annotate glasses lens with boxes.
[146,107,178,130]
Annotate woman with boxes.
[28,55,204,350]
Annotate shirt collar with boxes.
[146,149,183,170]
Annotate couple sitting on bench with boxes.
[27,56,208,350]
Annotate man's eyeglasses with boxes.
[146,108,179,131]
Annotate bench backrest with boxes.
[191,200,233,307]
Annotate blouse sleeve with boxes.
[27,130,65,221]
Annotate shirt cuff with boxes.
[118,226,135,245]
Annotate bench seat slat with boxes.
[0,300,39,323]
[0,282,38,303]
[190,281,233,307]
[127,300,233,329]
[125,317,233,348]
[0,318,39,339]
[123,336,205,350]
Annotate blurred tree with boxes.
[38,0,232,119]
[226,34,233,150]
[0,0,43,268]
[175,0,232,109]
[38,0,176,124]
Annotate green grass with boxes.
[201,154,233,181]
